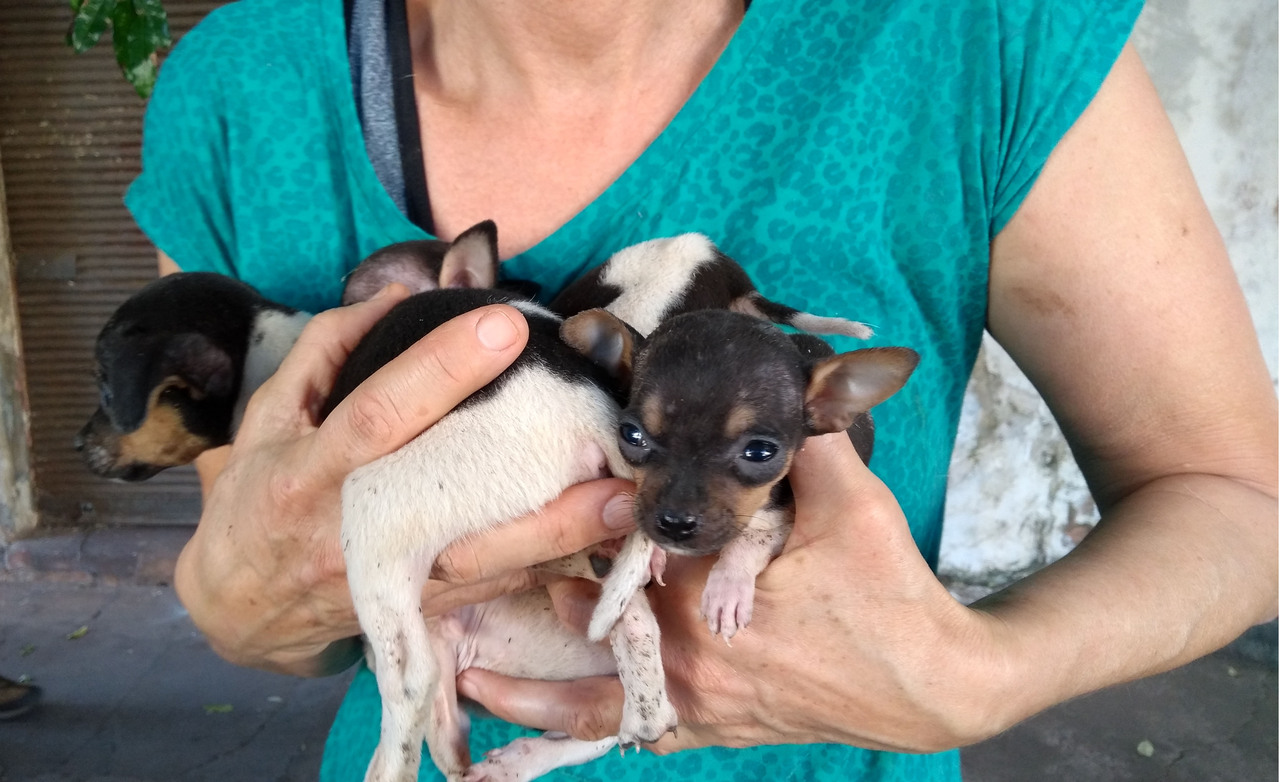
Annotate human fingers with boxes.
[432,480,635,584]
[456,670,626,742]
[456,666,718,753]
[784,431,905,550]
[420,569,561,618]
[241,283,412,434]
[306,304,528,486]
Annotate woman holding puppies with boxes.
[127,0,1276,779]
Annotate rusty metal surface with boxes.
[0,1,224,526]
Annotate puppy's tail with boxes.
[733,293,873,339]
[588,532,656,643]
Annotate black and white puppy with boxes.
[74,272,310,480]
[550,233,872,339]
[328,238,677,781]
[341,224,541,304]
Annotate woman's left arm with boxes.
[456,43,1277,751]
[969,41,1277,727]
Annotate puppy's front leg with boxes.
[611,590,678,747]
[587,532,656,642]
[701,515,792,643]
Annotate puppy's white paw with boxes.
[700,567,757,643]
[617,690,678,748]
[463,738,538,782]
[465,733,618,782]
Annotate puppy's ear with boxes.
[439,219,500,289]
[162,333,235,400]
[561,308,642,388]
[342,242,444,304]
[804,347,918,434]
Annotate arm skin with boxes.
[159,254,637,676]
[455,43,1278,751]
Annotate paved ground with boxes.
[0,528,1275,781]
[0,581,352,782]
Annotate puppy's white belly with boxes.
[342,365,624,560]
[344,366,628,782]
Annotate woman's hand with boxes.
[174,287,637,677]
[457,432,1008,753]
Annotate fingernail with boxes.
[476,310,520,351]
[603,494,635,530]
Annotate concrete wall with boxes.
[0,150,38,543]
[938,0,1279,590]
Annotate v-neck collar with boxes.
[324,0,772,292]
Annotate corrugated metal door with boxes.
[1,1,224,526]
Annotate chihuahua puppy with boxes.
[307,222,678,782]
[564,308,918,643]
[76,221,522,481]
[327,278,675,782]
[550,233,872,340]
[74,272,311,480]
[341,223,541,305]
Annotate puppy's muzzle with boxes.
[74,410,163,482]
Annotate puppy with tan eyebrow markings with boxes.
[564,307,918,644]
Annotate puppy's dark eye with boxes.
[741,440,778,463]
[619,422,647,449]
[618,421,653,466]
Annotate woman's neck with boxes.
[407,0,743,111]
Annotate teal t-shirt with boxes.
[125,0,1140,779]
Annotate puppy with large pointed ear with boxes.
[565,307,918,641]
[341,220,540,304]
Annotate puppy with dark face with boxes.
[566,307,918,641]
[618,313,810,557]
[74,273,310,481]
[75,221,514,482]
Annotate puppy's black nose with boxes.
[654,510,700,542]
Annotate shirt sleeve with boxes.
[989,0,1144,237]
[123,11,238,276]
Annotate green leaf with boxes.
[111,0,171,98]
[203,703,234,714]
[121,56,160,98]
[19,644,36,657]
[66,625,89,640]
[66,0,114,53]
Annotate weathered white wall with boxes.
[937,0,1278,590]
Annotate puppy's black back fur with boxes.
[322,290,624,418]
